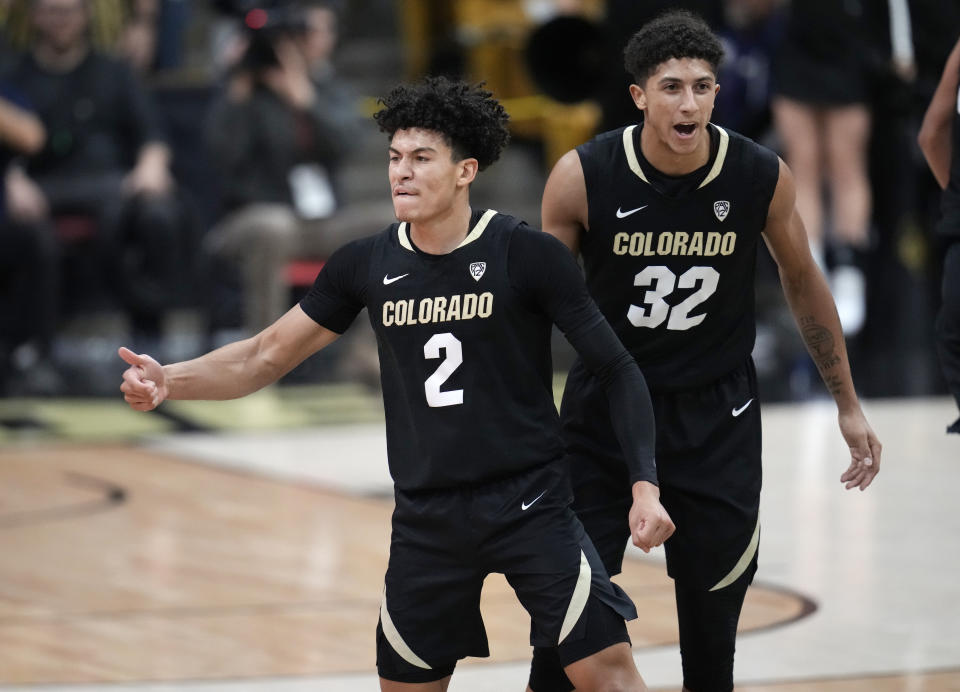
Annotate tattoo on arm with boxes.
[800,319,841,374]
[823,374,844,396]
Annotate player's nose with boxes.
[392,159,413,181]
[679,86,698,111]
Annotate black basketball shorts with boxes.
[376,461,638,683]
[561,358,762,591]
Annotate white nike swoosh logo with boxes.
[383,273,409,285]
[521,490,547,511]
[616,205,648,218]
[732,399,754,417]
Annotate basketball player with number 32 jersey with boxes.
[530,11,883,692]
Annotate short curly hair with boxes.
[373,76,510,171]
[623,10,724,86]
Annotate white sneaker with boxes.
[831,265,866,335]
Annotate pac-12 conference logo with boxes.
[713,200,730,222]
[469,262,486,281]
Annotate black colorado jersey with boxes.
[300,209,652,491]
[577,123,780,389]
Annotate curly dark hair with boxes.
[373,76,510,171]
[623,10,724,86]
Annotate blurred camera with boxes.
[221,1,309,71]
[213,0,302,21]
[249,5,309,36]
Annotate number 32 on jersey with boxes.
[628,265,719,330]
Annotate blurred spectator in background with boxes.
[202,0,387,382]
[0,85,61,394]
[3,0,128,56]
[2,0,189,351]
[771,0,915,337]
[713,0,785,145]
[3,0,190,75]
[299,0,338,84]
[918,33,960,433]
[117,0,190,75]
[0,0,17,72]
[117,0,160,73]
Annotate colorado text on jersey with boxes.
[382,292,494,326]
[612,230,737,257]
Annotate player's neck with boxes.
[639,122,712,177]
[408,201,473,255]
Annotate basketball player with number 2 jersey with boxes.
[119,76,675,692]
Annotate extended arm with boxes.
[918,35,960,189]
[119,305,339,410]
[763,158,882,489]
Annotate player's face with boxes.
[630,58,718,157]
[389,128,474,224]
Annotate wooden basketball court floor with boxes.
[1,387,958,691]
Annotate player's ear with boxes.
[629,83,646,111]
[458,158,479,187]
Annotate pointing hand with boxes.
[118,346,167,411]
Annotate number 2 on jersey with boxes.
[627,265,719,330]
[424,332,463,407]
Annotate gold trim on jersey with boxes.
[397,209,499,253]
[380,588,432,669]
[558,549,592,643]
[398,222,415,251]
[709,518,760,591]
[622,123,729,189]
[623,125,647,182]
[458,208,498,248]
[698,125,729,189]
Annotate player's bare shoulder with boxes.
[542,149,588,252]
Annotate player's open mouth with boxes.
[674,123,697,137]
